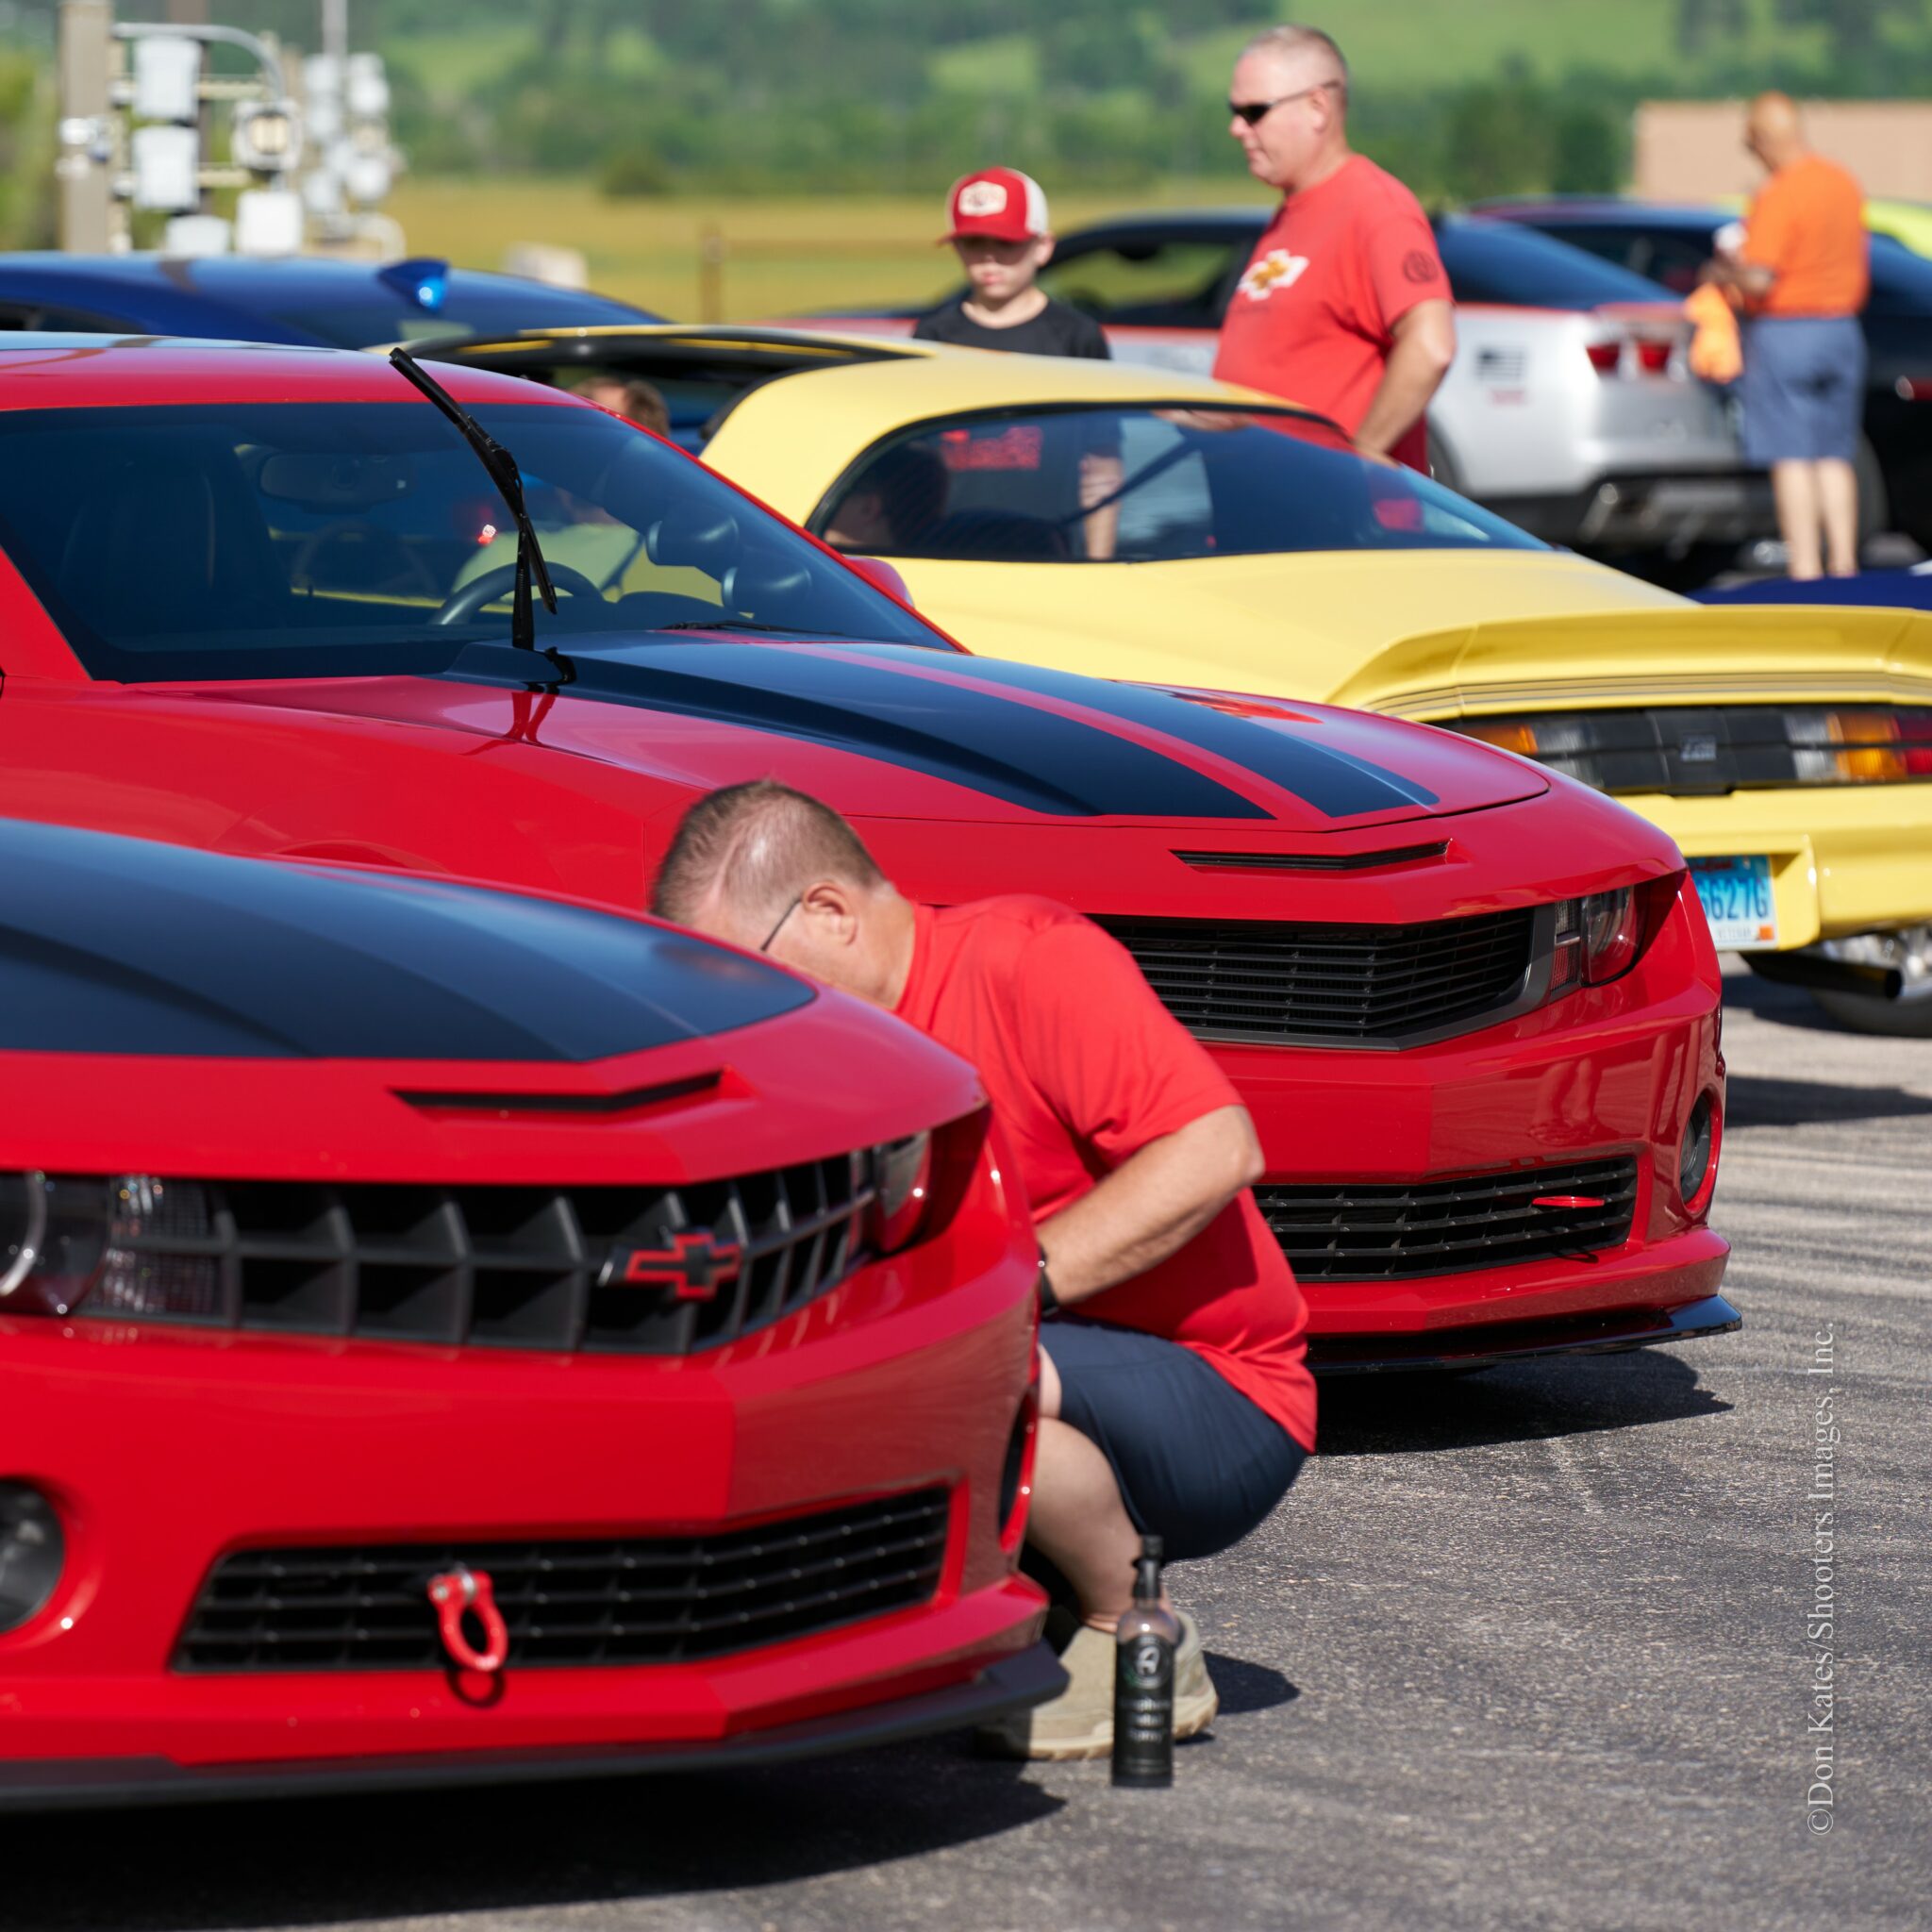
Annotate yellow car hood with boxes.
[890,549,1932,719]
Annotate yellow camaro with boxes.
[423,325,1932,1034]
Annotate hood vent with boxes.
[1174,841,1448,874]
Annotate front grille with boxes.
[1097,908,1537,1044]
[1257,1157,1639,1280]
[87,1153,882,1355]
[175,1488,950,1673]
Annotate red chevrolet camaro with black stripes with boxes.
[0,816,1051,1807]
[0,337,1734,1374]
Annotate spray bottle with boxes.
[1112,1533,1177,1788]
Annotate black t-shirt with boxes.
[913,296,1111,359]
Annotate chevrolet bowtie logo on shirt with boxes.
[604,1230,744,1300]
[1237,249,1311,301]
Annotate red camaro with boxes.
[0,337,1734,1371]
[0,817,1050,1807]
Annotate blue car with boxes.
[0,253,659,349]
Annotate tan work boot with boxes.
[977,1611,1218,1761]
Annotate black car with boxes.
[1474,198,1932,548]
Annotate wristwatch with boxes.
[1035,1246,1060,1318]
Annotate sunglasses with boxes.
[1228,80,1336,126]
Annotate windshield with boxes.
[0,400,940,681]
[812,406,1544,563]
[1439,220,1674,309]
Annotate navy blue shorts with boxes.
[1040,1318,1307,1564]
[1741,316,1866,465]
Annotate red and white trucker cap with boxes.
[941,167,1050,243]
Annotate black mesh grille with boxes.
[175,1488,951,1673]
[1257,1157,1640,1280]
[85,1153,881,1355]
[1096,908,1537,1044]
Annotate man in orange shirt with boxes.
[1707,92,1869,578]
[1213,25,1456,473]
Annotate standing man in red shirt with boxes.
[651,781,1314,1761]
[1214,25,1456,473]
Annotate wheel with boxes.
[1854,433,1890,552]
[430,560,607,627]
[1807,987,1932,1037]
[1615,542,1738,591]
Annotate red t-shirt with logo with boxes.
[1213,154,1450,473]
[894,896,1316,1452]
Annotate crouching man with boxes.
[650,780,1315,1759]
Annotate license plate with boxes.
[1689,855,1779,950]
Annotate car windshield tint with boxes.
[0,400,939,680]
[812,406,1544,563]
[1440,221,1674,308]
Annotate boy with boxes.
[915,167,1108,359]
[916,169,1120,556]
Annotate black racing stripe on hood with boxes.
[440,641,1273,820]
[0,819,811,1060]
[905,655,1441,817]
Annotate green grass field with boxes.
[388,176,1273,321]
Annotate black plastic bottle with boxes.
[1112,1534,1177,1788]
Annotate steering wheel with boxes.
[430,560,607,628]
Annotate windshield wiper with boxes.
[389,347,569,679]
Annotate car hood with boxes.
[883,548,1688,706]
[0,816,811,1061]
[220,635,1547,831]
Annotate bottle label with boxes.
[1113,1635,1174,1782]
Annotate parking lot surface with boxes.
[19,965,1927,1932]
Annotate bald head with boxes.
[1746,91,1807,171]
[651,780,882,936]
[1229,25,1352,194]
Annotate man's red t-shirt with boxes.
[894,896,1316,1452]
[1213,153,1451,474]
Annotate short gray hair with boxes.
[649,779,885,929]
[1240,25,1350,103]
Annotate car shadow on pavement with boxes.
[14,1739,1060,1932]
[1317,1346,1729,1457]
[1725,1070,1932,1128]
[1718,967,1841,1032]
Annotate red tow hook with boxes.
[427,1566,508,1674]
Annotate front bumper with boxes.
[0,1639,1064,1813]
[1226,888,1729,1352]
[0,1237,1043,1789]
[1628,785,1932,948]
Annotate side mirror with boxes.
[843,554,913,607]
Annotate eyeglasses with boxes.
[758,893,802,954]
[1228,80,1338,126]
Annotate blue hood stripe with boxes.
[440,641,1274,820]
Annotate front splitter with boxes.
[0,1642,1068,1814]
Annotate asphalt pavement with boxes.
[20,961,1929,1932]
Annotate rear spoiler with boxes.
[1326,604,1932,721]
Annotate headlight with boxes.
[0,1174,221,1320]
[1551,887,1643,991]
[870,1131,933,1254]
[0,1483,64,1635]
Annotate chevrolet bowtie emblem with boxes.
[606,1230,744,1300]
[1680,735,1718,763]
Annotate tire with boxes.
[1807,987,1932,1037]
[1616,542,1739,591]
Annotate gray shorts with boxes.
[1740,315,1866,465]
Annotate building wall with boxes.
[1635,101,1932,202]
